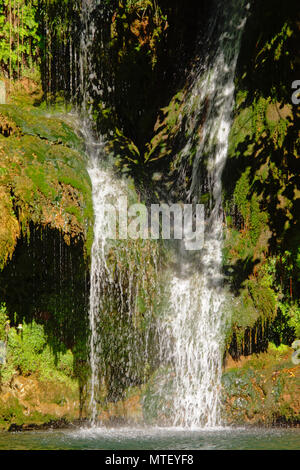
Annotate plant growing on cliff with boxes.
[0,303,8,341]
[0,302,76,385]
[0,0,40,79]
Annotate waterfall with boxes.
[77,0,120,424]
[158,0,249,428]
[77,2,160,426]
[86,140,159,424]
[86,143,121,425]
[70,0,248,427]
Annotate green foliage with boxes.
[272,302,300,343]
[268,342,290,355]
[0,104,82,147]
[231,160,268,246]
[0,303,8,341]
[0,0,40,78]
[0,302,76,385]
[233,168,250,220]
[8,325,44,375]
[0,393,59,429]
[223,1,299,354]
[110,0,168,67]
[0,397,27,427]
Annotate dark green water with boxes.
[0,427,299,450]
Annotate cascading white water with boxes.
[159,0,249,428]
[86,135,159,424]
[78,0,119,424]
[78,3,159,426]
[86,139,122,425]
[75,0,249,427]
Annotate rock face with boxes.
[0,373,80,430]
[221,1,300,355]
[0,86,93,429]
[222,345,300,426]
[0,103,93,269]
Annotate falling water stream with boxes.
[77,0,249,428]
[86,139,122,425]
[159,0,250,428]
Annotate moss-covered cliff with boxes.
[222,0,300,355]
[222,344,300,426]
[0,0,299,428]
[0,104,93,266]
[0,81,94,428]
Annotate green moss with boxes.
[0,398,27,428]
[0,304,79,397]
[223,12,299,349]
[0,105,83,150]
[222,345,299,425]
[0,103,93,264]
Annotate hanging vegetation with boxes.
[0,0,40,81]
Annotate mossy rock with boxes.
[0,104,93,267]
[222,346,300,425]
[0,105,83,149]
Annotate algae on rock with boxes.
[0,103,93,269]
